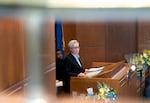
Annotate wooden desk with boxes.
[70,61,142,98]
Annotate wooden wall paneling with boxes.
[43,19,56,96]
[0,22,3,90]
[80,47,105,68]
[137,18,150,51]
[76,22,106,68]
[16,20,25,80]
[0,21,6,90]
[0,19,24,91]
[6,20,15,86]
[43,21,56,66]
[12,20,24,83]
[105,21,137,62]
[62,22,76,56]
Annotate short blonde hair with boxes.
[68,40,79,48]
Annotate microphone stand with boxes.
[139,69,143,96]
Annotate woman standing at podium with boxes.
[64,40,86,93]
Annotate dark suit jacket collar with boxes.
[68,53,82,68]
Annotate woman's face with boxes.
[70,43,80,55]
[56,51,63,59]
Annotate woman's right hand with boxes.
[77,72,85,77]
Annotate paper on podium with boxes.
[56,81,63,87]
[85,67,104,78]
[87,67,104,72]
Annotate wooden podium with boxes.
[70,61,143,98]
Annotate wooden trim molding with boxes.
[0,62,55,96]
[44,62,56,74]
[0,80,24,96]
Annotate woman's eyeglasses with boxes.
[71,46,80,49]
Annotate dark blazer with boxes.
[65,53,85,77]
[56,58,65,81]
[64,53,85,93]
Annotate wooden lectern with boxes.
[70,61,145,98]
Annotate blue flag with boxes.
[55,18,64,58]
